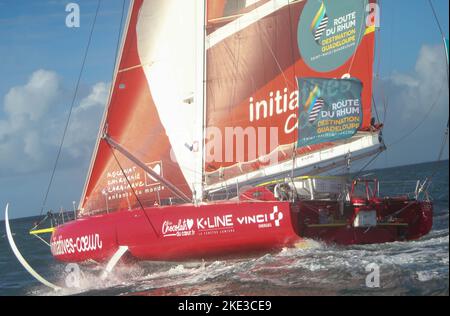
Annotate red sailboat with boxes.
[5,0,433,290]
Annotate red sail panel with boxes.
[80,0,194,215]
[207,0,271,34]
[205,0,376,185]
[208,0,227,20]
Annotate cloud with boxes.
[0,69,108,176]
[387,45,448,122]
[390,73,419,88]
[64,82,109,159]
[0,45,447,178]
[4,70,61,123]
[374,44,449,166]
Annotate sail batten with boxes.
[207,0,295,48]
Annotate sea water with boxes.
[0,161,448,296]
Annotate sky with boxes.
[0,0,449,219]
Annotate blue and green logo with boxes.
[298,0,369,72]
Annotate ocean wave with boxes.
[27,228,448,296]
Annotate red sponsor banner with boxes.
[205,0,376,183]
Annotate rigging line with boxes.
[369,1,385,126]
[30,214,49,232]
[123,144,204,178]
[372,11,383,124]
[405,0,449,183]
[108,145,160,238]
[427,0,450,84]
[39,0,102,217]
[79,0,127,212]
[103,0,136,132]
[383,0,396,124]
[33,234,51,248]
[372,94,381,124]
[201,0,208,200]
[427,0,446,39]
[378,73,389,124]
[375,1,383,81]
[354,150,383,178]
[287,1,300,154]
[387,80,446,147]
[259,21,294,90]
[287,0,298,90]
[437,119,449,161]
[114,0,127,70]
[115,0,127,58]
[232,18,242,115]
[427,119,449,181]
[427,118,450,180]
[346,1,369,75]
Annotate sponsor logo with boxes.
[310,2,329,45]
[297,77,362,147]
[51,234,103,256]
[237,206,284,229]
[144,161,163,186]
[196,214,235,236]
[303,85,325,124]
[161,206,284,238]
[298,0,369,72]
[101,161,165,202]
[248,89,299,136]
[162,219,196,237]
[197,215,234,230]
[270,206,284,227]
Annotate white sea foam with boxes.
[29,228,449,296]
[416,271,441,282]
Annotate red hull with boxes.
[297,199,433,245]
[50,201,300,263]
[50,197,433,263]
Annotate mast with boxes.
[194,0,207,203]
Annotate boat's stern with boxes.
[257,176,435,245]
[401,200,433,240]
[294,199,434,245]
